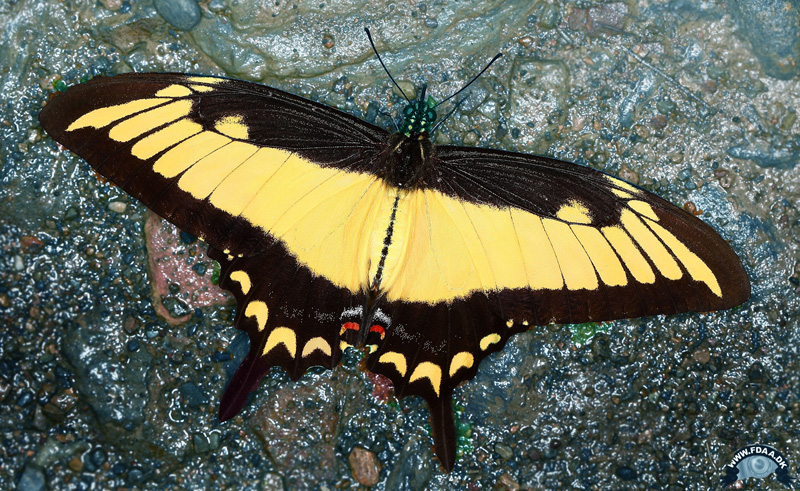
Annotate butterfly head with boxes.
[401,86,437,137]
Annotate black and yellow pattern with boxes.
[38,73,750,471]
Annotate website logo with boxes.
[721,444,794,488]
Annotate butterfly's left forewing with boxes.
[39,73,390,258]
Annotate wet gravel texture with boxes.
[1,0,799,489]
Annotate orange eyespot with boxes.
[369,324,386,339]
[340,321,359,335]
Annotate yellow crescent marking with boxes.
[542,218,599,290]
[647,219,721,296]
[522,320,529,326]
[506,319,514,328]
[155,84,192,98]
[108,99,193,143]
[244,301,268,332]
[378,351,407,377]
[130,118,202,160]
[152,131,231,178]
[301,337,332,357]
[602,225,655,284]
[178,141,259,199]
[605,174,639,194]
[620,209,682,280]
[571,224,627,287]
[480,333,501,351]
[368,344,378,354]
[409,362,442,396]
[67,98,164,131]
[449,352,474,377]
[628,200,659,222]
[214,114,249,140]
[556,200,592,224]
[262,327,297,358]
[229,270,251,295]
[339,341,351,352]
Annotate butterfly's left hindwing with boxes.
[210,243,366,421]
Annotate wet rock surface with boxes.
[1,0,798,489]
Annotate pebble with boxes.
[99,0,122,10]
[261,472,284,490]
[497,472,520,491]
[179,382,208,408]
[348,446,381,486]
[538,3,560,29]
[210,351,231,362]
[727,143,800,169]
[33,406,48,431]
[393,81,416,100]
[16,464,45,491]
[154,0,201,31]
[192,432,220,453]
[16,390,34,407]
[656,100,676,114]
[68,456,83,472]
[692,348,710,364]
[127,468,144,484]
[494,442,514,460]
[463,130,480,146]
[649,114,667,129]
[88,447,108,468]
[179,231,196,244]
[618,73,657,128]
[13,255,24,271]
[108,201,127,213]
[616,465,637,480]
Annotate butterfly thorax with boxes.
[379,131,436,189]
[401,94,437,136]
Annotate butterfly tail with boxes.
[218,351,269,421]
[428,394,457,473]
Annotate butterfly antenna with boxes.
[435,52,503,108]
[365,28,411,104]
[430,95,469,135]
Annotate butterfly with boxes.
[37,37,750,472]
